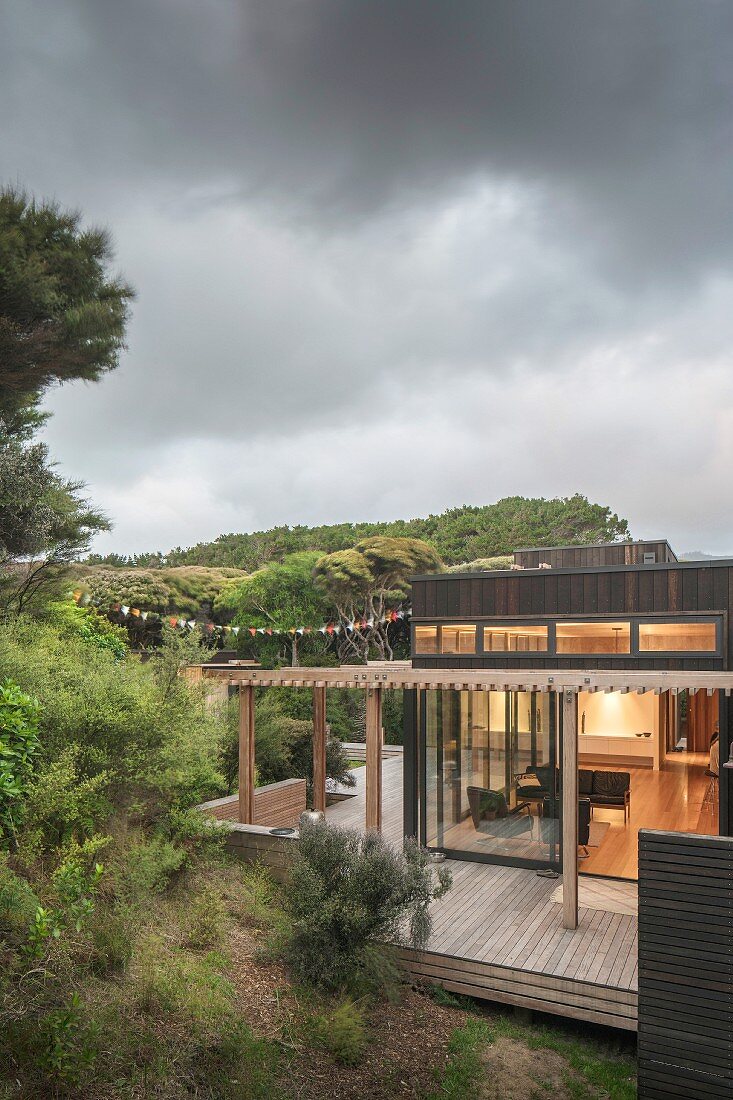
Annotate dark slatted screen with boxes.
[638,829,733,1099]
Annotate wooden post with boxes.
[562,689,578,930]
[312,686,327,813]
[238,684,256,824]
[365,686,383,831]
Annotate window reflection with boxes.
[483,625,548,652]
[423,689,559,866]
[556,621,630,654]
[414,626,438,654]
[440,625,476,654]
[639,622,716,652]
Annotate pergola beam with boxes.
[312,685,327,814]
[562,690,579,930]
[238,684,256,824]
[365,686,383,831]
[208,665,733,695]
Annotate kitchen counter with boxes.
[578,731,658,768]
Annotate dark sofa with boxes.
[579,769,631,823]
[515,765,559,800]
[516,766,631,823]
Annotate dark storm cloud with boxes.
[6,1,733,274]
[2,1,733,553]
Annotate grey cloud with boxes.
[2,1,733,552]
[5,2,733,273]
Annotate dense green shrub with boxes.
[0,617,226,826]
[286,822,452,991]
[45,600,128,658]
[0,852,39,938]
[313,998,366,1065]
[219,692,355,798]
[69,564,247,620]
[0,678,40,850]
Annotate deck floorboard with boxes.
[325,754,638,1028]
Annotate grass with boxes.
[488,1016,637,1100]
[346,759,366,769]
[425,1018,492,1099]
[426,1009,637,1100]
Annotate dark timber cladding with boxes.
[514,540,677,570]
[411,558,733,671]
[637,830,733,1100]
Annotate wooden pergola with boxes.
[203,664,733,932]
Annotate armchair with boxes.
[466,786,533,840]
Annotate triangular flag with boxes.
[232,626,240,635]
[141,611,148,621]
[249,627,257,636]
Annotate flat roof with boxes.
[411,556,733,582]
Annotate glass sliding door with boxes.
[421,689,559,869]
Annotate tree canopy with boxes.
[215,551,333,665]
[0,187,132,613]
[94,495,630,572]
[0,187,133,420]
[314,537,442,661]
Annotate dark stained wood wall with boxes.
[514,541,676,570]
[637,830,733,1099]
[411,562,731,672]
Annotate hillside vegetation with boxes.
[88,495,630,571]
[71,565,247,619]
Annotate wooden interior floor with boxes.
[326,754,639,1029]
[330,750,717,881]
[579,751,716,880]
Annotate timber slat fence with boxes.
[638,829,733,1099]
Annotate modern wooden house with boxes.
[408,539,731,881]
[199,541,733,1089]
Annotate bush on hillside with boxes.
[219,693,355,799]
[0,617,226,827]
[286,822,452,991]
[446,555,513,573]
[0,678,41,850]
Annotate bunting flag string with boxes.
[71,589,409,639]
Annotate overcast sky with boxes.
[3,1,733,556]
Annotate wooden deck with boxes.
[326,755,638,1030]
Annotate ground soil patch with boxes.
[479,1035,606,1099]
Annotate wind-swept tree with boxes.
[0,186,133,611]
[314,536,443,662]
[0,187,133,421]
[0,433,108,613]
[215,552,333,666]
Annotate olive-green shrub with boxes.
[286,822,452,991]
